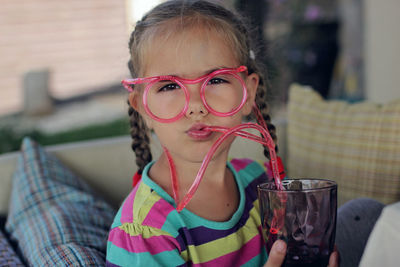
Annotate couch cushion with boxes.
[287,84,400,205]
[5,137,116,266]
[0,229,24,266]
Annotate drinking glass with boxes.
[258,179,337,267]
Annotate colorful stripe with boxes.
[107,242,185,266]
[191,233,263,266]
[142,198,175,228]
[106,158,268,266]
[108,228,178,254]
[230,158,254,172]
[120,183,139,224]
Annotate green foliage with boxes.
[0,118,130,155]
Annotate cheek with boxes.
[215,113,244,128]
[142,114,154,129]
[241,101,253,116]
[151,123,175,140]
[133,95,155,129]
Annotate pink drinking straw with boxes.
[174,122,283,212]
[162,103,285,212]
[164,123,277,209]
[163,147,180,205]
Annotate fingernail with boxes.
[275,240,286,253]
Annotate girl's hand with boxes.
[263,240,286,267]
[263,241,340,267]
[328,246,340,267]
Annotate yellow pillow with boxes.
[287,84,400,205]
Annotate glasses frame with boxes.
[122,66,248,123]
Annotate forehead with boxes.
[141,25,240,78]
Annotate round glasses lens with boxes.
[203,73,244,114]
[147,80,186,120]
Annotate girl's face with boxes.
[130,26,259,163]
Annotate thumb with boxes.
[264,240,287,267]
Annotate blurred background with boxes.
[0,0,399,154]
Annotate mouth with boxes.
[186,123,213,139]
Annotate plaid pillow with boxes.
[287,84,400,205]
[0,230,24,266]
[5,137,116,266]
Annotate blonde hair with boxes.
[127,0,277,173]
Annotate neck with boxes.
[148,148,231,200]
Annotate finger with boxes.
[327,250,339,267]
[264,240,286,267]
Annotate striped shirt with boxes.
[106,158,271,266]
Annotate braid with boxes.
[128,103,152,174]
[233,14,278,160]
[127,21,153,173]
[254,82,278,160]
[249,55,278,160]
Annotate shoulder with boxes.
[229,158,270,184]
[229,158,266,172]
[107,203,184,266]
[110,181,176,231]
[107,182,184,264]
[228,158,271,205]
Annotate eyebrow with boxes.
[169,66,229,78]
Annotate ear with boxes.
[128,92,153,129]
[242,72,259,116]
[128,92,139,110]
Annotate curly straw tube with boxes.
[176,122,283,212]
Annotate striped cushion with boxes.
[5,137,116,266]
[287,84,400,205]
[0,230,24,266]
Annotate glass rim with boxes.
[257,178,337,193]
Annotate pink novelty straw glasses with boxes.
[122,66,248,123]
[122,66,285,211]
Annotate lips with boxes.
[186,123,212,139]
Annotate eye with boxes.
[158,83,181,92]
[208,77,228,85]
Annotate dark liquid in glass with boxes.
[284,240,329,267]
[266,234,330,267]
[259,179,337,267]
[283,258,329,267]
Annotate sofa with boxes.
[0,122,275,266]
[0,84,399,266]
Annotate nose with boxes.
[185,84,208,119]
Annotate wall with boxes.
[364,0,400,103]
[0,0,130,115]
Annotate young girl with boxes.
[107,1,338,266]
